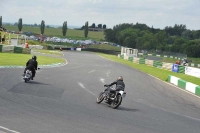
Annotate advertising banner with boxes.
[172,64,179,73]
[185,66,200,78]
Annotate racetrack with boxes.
[0,51,200,133]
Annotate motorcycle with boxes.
[23,68,40,83]
[96,85,126,109]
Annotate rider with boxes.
[104,76,125,99]
[23,55,38,80]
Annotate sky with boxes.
[0,0,200,30]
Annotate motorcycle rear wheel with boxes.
[96,92,105,104]
[111,95,122,109]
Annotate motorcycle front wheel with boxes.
[111,94,122,109]
[96,92,105,104]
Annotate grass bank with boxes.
[3,25,105,41]
[0,53,65,66]
[98,53,200,86]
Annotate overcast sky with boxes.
[1,0,200,30]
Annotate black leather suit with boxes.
[107,80,125,96]
[24,59,38,78]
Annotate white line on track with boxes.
[88,70,95,73]
[61,65,83,69]
[0,126,20,133]
[100,78,105,83]
[106,71,110,77]
[78,82,96,96]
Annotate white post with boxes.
[17,34,18,45]
[9,33,10,44]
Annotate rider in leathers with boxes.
[104,76,125,101]
[23,55,38,80]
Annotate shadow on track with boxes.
[27,81,49,85]
[116,107,140,112]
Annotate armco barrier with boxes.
[168,75,200,97]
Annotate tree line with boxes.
[0,16,91,38]
[104,23,200,57]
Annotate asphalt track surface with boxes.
[0,51,200,133]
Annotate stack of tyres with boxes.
[128,57,133,62]
[14,46,23,53]
[178,65,185,73]
[153,61,163,68]
[120,55,124,59]
[0,45,2,52]
[139,58,145,64]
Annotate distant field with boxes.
[3,25,105,41]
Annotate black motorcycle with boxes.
[23,68,40,82]
[96,85,126,109]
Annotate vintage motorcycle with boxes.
[96,85,126,109]
[23,68,40,82]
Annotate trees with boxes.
[18,18,22,32]
[40,20,45,35]
[98,24,102,28]
[103,24,106,29]
[84,21,88,38]
[0,16,2,27]
[62,21,67,37]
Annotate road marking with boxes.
[106,71,110,77]
[61,65,83,69]
[0,126,20,133]
[78,82,96,96]
[100,78,105,83]
[88,70,95,73]
[131,98,200,122]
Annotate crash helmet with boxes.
[32,55,37,60]
[117,76,123,81]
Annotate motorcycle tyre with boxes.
[111,94,122,109]
[96,92,104,104]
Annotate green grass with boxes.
[3,25,105,41]
[0,53,65,66]
[160,58,177,63]
[87,44,120,51]
[32,49,63,56]
[98,53,200,86]
[187,57,200,64]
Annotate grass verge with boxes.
[0,53,65,66]
[98,53,200,86]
